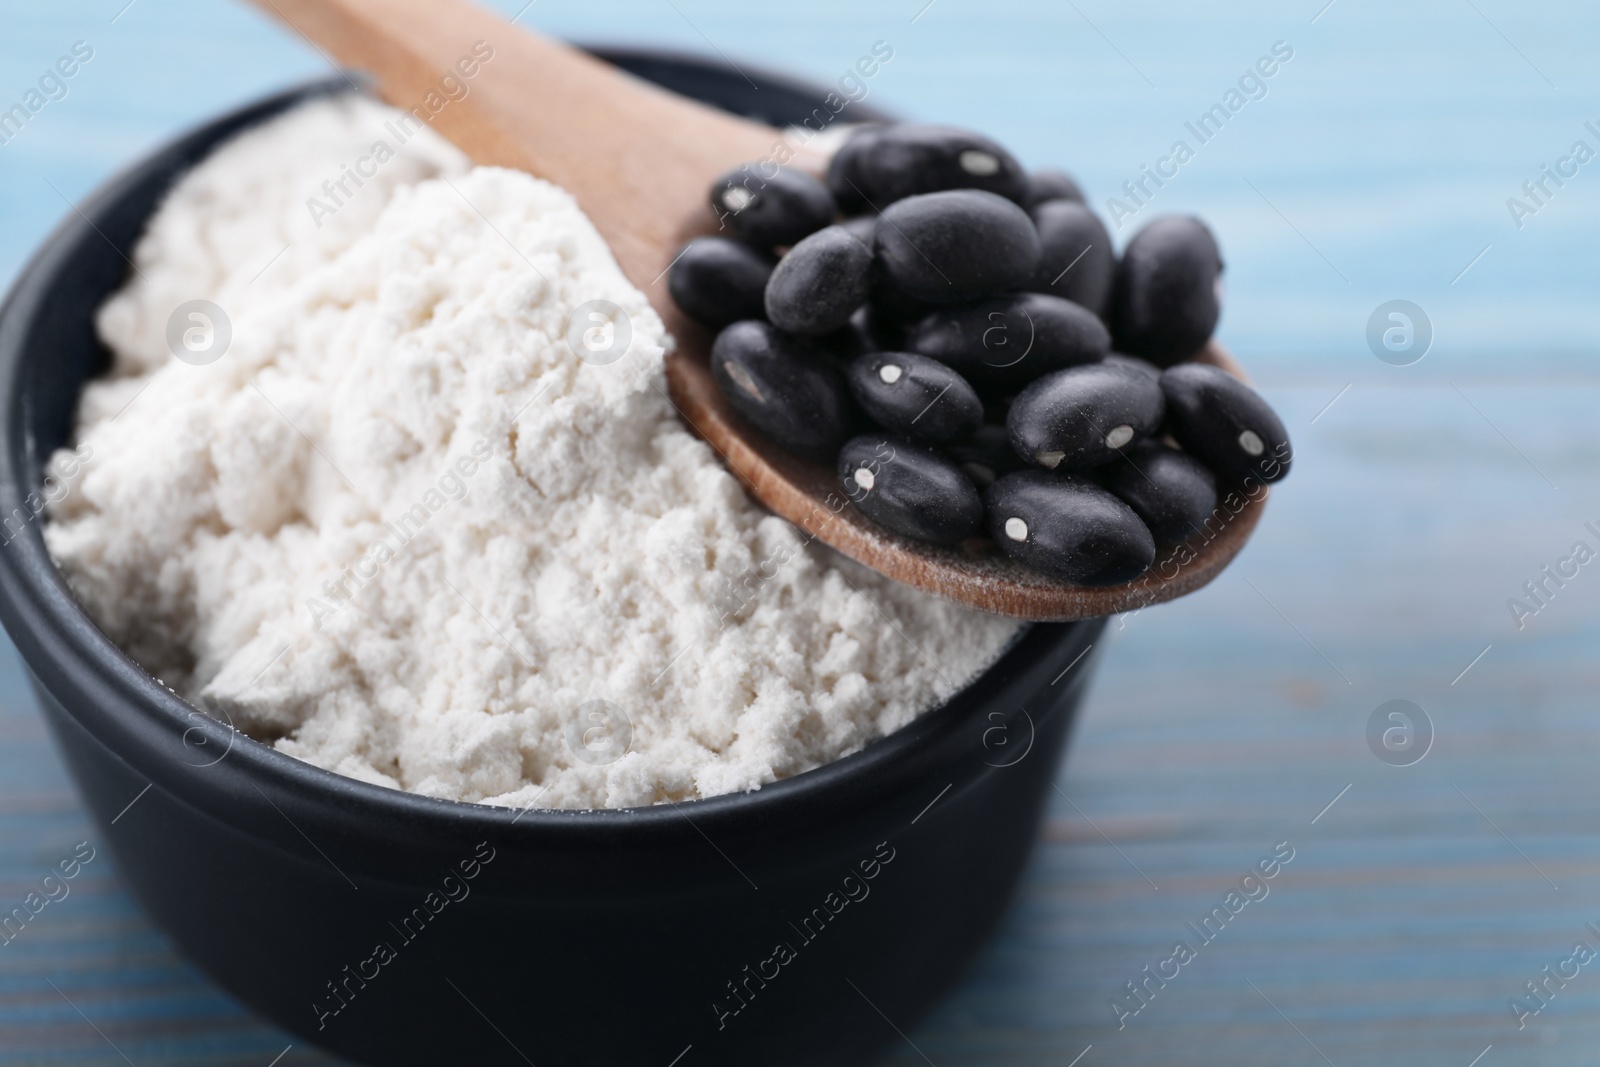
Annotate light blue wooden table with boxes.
[4,1,1600,1064]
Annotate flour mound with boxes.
[44,96,1020,809]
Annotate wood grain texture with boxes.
[244,0,1268,621]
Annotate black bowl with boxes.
[0,55,1104,1067]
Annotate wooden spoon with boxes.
[246,0,1267,620]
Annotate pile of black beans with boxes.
[668,123,1291,587]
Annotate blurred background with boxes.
[3,1,1599,1064]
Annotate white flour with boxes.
[44,95,1019,809]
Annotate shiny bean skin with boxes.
[875,190,1040,305]
[838,434,984,544]
[667,237,774,329]
[1159,362,1291,484]
[1007,362,1165,471]
[845,351,983,443]
[711,321,853,461]
[984,469,1155,585]
[847,124,1028,207]
[765,226,873,336]
[906,293,1109,397]
[1029,200,1114,318]
[1098,440,1218,545]
[710,164,836,249]
[1110,215,1224,367]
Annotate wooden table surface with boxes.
[4,1,1600,1064]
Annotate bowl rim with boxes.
[0,68,1093,841]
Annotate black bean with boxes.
[1097,440,1218,546]
[764,226,873,336]
[848,124,1029,207]
[1102,352,1161,381]
[710,165,836,249]
[1110,215,1224,366]
[827,125,887,213]
[905,292,1109,396]
[1007,362,1165,471]
[1160,363,1291,484]
[837,214,879,246]
[1024,169,1086,207]
[984,469,1155,585]
[845,351,983,443]
[711,321,852,461]
[839,434,983,545]
[1029,200,1115,318]
[944,424,1024,488]
[667,237,774,329]
[876,190,1040,305]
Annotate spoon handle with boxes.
[246,0,779,289]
